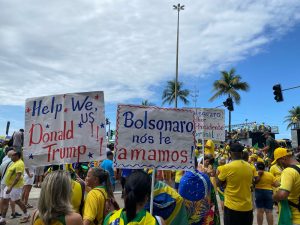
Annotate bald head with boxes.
[7,150,14,158]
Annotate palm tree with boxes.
[209,68,249,132]
[284,106,300,129]
[162,80,190,106]
[141,100,155,106]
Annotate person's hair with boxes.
[19,129,24,132]
[38,171,73,225]
[5,146,14,154]
[124,170,151,222]
[91,167,114,198]
[256,162,265,170]
[107,151,113,158]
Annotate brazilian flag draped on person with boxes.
[145,181,189,225]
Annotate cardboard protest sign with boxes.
[114,105,195,170]
[24,92,106,167]
[192,108,225,141]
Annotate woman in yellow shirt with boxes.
[83,168,115,225]
[255,162,279,225]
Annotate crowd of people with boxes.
[0,129,299,225]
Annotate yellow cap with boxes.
[257,157,264,163]
[271,148,292,165]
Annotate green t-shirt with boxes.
[266,137,278,159]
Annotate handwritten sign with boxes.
[24,92,106,167]
[192,108,225,141]
[114,105,195,170]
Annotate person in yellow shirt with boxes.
[71,179,83,214]
[249,154,258,165]
[0,150,30,224]
[83,167,116,225]
[217,143,254,225]
[254,162,279,225]
[269,162,282,214]
[269,163,282,183]
[204,139,215,157]
[273,148,300,225]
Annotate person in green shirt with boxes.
[261,132,278,160]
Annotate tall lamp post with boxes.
[173,3,184,108]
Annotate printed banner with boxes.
[114,105,196,170]
[24,92,106,167]
[192,108,225,141]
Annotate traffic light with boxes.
[110,130,114,138]
[273,84,283,102]
[223,97,234,111]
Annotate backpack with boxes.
[287,165,300,212]
[95,188,120,225]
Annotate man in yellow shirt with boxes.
[217,143,254,225]
[269,163,282,183]
[0,150,30,224]
[273,148,300,225]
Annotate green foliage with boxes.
[162,80,190,106]
[209,68,249,104]
[284,106,300,129]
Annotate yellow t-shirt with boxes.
[255,171,276,190]
[204,139,215,157]
[83,187,107,225]
[269,164,282,183]
[175,170,183,183]
[217,165,224,176]
[218,160,254,211]
[71,180,82,213]
[279,165,300,224]
[5,159,24,188]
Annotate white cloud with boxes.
[0,0,300,105]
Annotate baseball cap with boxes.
[271,147,292,165]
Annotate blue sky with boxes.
[1,1,300,140]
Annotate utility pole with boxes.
[173,3,184,108]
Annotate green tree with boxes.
[284,106,300,129]
[141,100,155,106]
[162,80,190,106]
[209,68,249,132]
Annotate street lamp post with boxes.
[173,3,184,109]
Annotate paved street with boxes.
[3,186,278,224]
